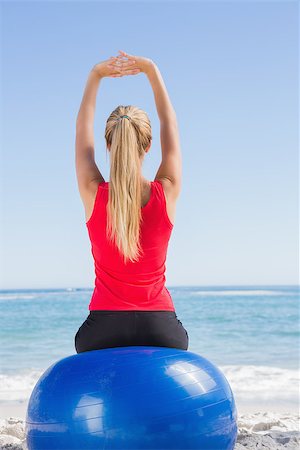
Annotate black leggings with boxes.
[75,310,189,353]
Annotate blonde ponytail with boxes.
[104,105,152,264]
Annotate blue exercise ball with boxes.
[25,346,238,450]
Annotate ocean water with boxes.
[0,285,299,415]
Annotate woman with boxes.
[75,50,188,353]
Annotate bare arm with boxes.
[145,62,182,195]
[75,56,137,199]
[145,62,176,122]
[75,69,104,198]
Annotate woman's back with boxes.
[87,180,175,311]
[75,52,188,354]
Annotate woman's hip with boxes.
[75,310,189,353]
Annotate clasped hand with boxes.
[92,50,152,78]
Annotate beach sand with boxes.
[0,399,299,449]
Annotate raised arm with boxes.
[75,69,104,198]
[146,61,182,197]
[75,56,138,206]
[117,50,182,198]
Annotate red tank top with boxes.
[86,180,175,311]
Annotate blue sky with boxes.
[1,1,298,289]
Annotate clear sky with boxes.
[1,1,298,289]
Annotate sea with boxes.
[0,285,299,419]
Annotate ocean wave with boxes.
[0,290,90,301]
[219,365,299,403]
[189,290,297,297]
[0,371,43,402]
[0,365,298,404]
[0,294,37,300]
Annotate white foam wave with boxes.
[0,295,37,300]
[189,290,297,297]
[0,371,43,402]
[219,365,299,403]
[0,365,298,405]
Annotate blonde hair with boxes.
[104,105,152,264]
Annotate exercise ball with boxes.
[25,346,238,450]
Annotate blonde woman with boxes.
[75,50,188,353]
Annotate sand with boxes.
[0,399,299,449]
